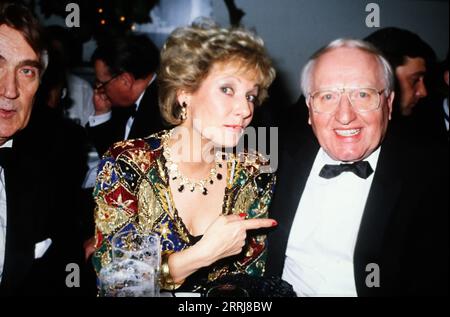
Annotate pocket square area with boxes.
[34,238,52,259]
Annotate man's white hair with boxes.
[300,38,394,97]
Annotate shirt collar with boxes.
[0,140,13,149]
[319,146,380,167]
[313,146,381,180]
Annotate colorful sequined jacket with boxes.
[92,130,276,291]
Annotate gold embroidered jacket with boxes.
[92,130,276,291]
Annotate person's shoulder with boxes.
[104,130,167,160]
[233,150,272,173]
[230,150,276,189]
[381,131,448,178]
[95,131,169,196]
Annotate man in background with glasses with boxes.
[266,39,448,296]
[86,34,165,157]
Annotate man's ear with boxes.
[305,96,312,125]
[387,91,395,120]
[120,72,135,89]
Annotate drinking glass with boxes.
[99,229,161,297]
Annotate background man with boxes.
[365,27,436,117]
[87,34,165,157]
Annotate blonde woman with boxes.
[92,23,277,293]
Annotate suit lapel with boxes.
[129,83,162,139]
[1,146,35,292]
[353,134,403,295]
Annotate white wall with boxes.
[212,0,449,102]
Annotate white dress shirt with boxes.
[0,139,13,283]
[282,147,380,297]
[65,73,95,127]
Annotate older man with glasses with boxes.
[266,39,449,296]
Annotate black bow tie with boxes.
[319,160,374,179]
[0,147,12,169]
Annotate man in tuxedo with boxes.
[364,27,436,118]
[0,2,85,295]
[412,51,449,146]
[365,28,443,148]
[87,34,165,157]
[266,39,448,296]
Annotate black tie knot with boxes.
[319,160,373,179]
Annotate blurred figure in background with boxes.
[87,34,165,157]
[40,25,95,127]
[412,51,449,145]
[365,27,436,118]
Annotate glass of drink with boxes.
[99,229,161,297]
[99,259,158,297]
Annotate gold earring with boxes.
[180,102,187,121]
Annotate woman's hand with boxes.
[195,214,277,266]
[83,236,96,262]
[165,214,277,285]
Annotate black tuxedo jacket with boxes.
[0,107,86,296]
[87,82,166,156]
[414,97,448,145]
[266,128,449,296]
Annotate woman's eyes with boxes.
[221,86,234,95]
[221,86,257,103]
[246,94,257,103]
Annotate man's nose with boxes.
[0,71,19,99]
[416,79,428,98]
[334,94,357,125]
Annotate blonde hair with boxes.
[158,24,276,126]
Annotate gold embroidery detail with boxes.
[113,139,137,150]
[137,180,163,232]
[156,156,167,183]
[95,199,131,235]
[129,149,152,172]
[153,221,169,240]
[207,265,230,282]
[100,243,112,268]
[114,193,134,215]
[233,181,257,215]
[96,161,114,189]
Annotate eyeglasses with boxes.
[93,73,121,91]
[309,87,386,114]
